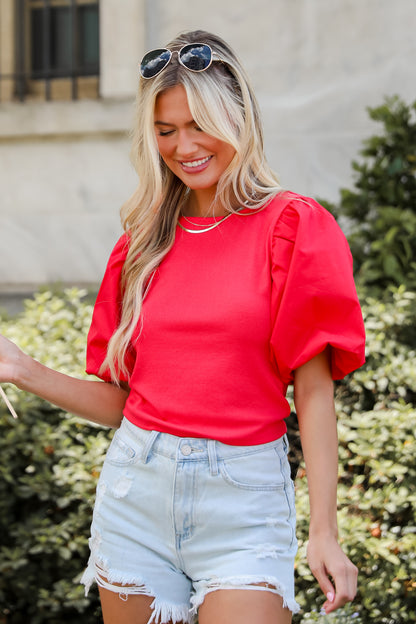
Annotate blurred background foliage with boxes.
[321,96,416,294]
[293,287,416,623]
[0,290,105,623]
[0,95,415,623]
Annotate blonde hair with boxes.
[103,30,281,382]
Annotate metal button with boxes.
[181,444,192,456]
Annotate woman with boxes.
[0,30,365,624]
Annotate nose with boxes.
[175,129,198,158]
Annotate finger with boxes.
[324,563,358,613]
[309,562,336,607]
[323,590,335,614]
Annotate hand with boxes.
[307,532,358,614]
[0,333,127,427]
[0,333,25,385]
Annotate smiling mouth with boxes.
[180,156,212,168]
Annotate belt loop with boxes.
[141,431,159,463]
[207,440,218,476]
[282,434,289,454]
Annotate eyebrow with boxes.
[154,119,196,127]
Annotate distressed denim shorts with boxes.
[81,417,300,623]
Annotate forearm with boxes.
[293,349,339,537]
[295,382,339,537]
[13,350,127,428]
[293,351,358,613]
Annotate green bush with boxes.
[1,287,415,623]
[293,288,416,623]
[336,287,416,414]
[300,604,362,624]
[323,96,416,293]
[0,289,106,624]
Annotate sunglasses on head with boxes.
[140,43,220,79]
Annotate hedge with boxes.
[0,290,104,623]
[0,287,415,623]
[321,95,416,294]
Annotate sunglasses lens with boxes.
[179,44,212,71]
[140,48,171,78]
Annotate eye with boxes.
[158,129,174,137]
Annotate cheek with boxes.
[228,147,237,164]
[155,137,165,156]
[222,145,237,169]
[156,143,173,166]
[157,147,178,175]
[212,137,235,161]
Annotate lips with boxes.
[180,155,212,170]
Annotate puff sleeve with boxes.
[270,197,365,385]
[86,233,134,382]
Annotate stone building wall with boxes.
[0,0,415,299]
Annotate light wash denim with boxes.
[81,417,300,623]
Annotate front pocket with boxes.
[219,447,286,491]
[105,430,138,466]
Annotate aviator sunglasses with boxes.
[140,43,220,79]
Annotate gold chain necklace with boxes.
[177,211,235,234]
[181,215,212,228]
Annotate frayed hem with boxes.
[80,560,194,623]
[81,553,155,597]
[148,599,193,624]
[80,567,95,596]
[190,574,301,615]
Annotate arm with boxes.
[0,333,127,428]
[293,348,358,614]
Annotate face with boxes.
[154,84,236,212]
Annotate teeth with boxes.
[181,156,211,168]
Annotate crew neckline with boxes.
[179,214,227,222]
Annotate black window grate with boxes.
[1,0,99,102]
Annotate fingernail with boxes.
[326,591,335,602]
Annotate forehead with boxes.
[154,84,193,123]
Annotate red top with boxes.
[86,192,365,445]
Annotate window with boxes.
[0,0,99,102]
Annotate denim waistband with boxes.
[119,417,288,471]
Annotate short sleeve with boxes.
[86,233,135,382]
[270,197,365,384]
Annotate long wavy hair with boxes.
[102,29,282,382]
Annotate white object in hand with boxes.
[0,386,18,419]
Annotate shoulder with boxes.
[263,191,343,243]
[94,232,131,293]
[111,231,131,256]
[104,231,131,270]
[265,190,336,223]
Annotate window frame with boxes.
[4,0,100,102]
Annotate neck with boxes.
[183,189,227,217]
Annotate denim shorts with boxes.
[81,417,300,623]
